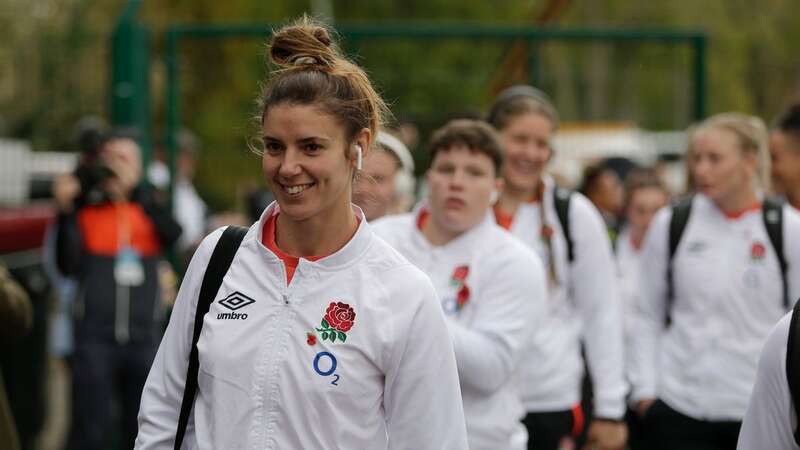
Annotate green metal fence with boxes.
[110,14,707,206]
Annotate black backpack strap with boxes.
[762,197,788,308]
[174,225,247,450]
[666,197,693,325]
[786,299,800,445]
[553,187,574,263]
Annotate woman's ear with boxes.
[494,177,505,192]
[490,178,504,205]
[352,128,372,169]
[743,150,759,178]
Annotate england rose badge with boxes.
[313,301,356,343]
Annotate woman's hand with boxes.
[582,419,628,450]
[52,173,81,213]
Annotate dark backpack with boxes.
[666,196,788,324]
[552,187,574,264]
[786,299,800,445]
[174,225,248,450]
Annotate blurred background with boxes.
[1,1,800,449]
[3,0,800,208]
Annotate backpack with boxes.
[174,225,248,450]
[786,299,800,445]
[666,196,788,325]
[552,187,574,264]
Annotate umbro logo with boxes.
[217,291,255,320]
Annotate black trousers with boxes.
[523,407,583,450]
[633,399,741,450]
[66,337,157,450]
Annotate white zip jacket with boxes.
[615,226,643,344]
[737,311,798,450]
[135,203,468,450]
[629,194,800,420]
[501,176,627,419]
[372,209,547,450]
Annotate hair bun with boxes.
[269,17,338,70]
[312,28,332,47]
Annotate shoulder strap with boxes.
[762,197,788,308]
[666,196,693,325]
[174,225,248,450]
[786,299,800,445]
[552,187,574,263]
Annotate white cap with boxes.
[376,131,414,173]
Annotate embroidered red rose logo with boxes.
[751,242,766,260]
[315,301,356,343]
[450,265,470,311]
[452,265,469,282]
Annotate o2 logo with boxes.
[313,351,340,386]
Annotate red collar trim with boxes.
[722,202,761,220]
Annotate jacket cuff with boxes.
[593,397,627,420]
[629,385,657,406]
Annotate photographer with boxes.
[52,130,181,450]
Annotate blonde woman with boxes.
[629,113,800,450]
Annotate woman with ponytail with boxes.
[487,86,628,450]
[629,113,800,449]
[135,17,467,450]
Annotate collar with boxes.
[695,194,762,221]
[255,202,373,271]
[410,202,495,253]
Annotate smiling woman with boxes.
[134,16,468,450]
[487,86,628,450]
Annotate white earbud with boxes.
[490,189,499,205]
[355,144,363,170]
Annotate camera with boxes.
[74,161,115,206]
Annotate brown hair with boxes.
[428,119,503,175]
[688,112,769,188]
[487,85,559,131]
[774,101,800,143]
[623,168,669,207]
[259,16,388,150]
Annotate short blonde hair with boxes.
[688,112,770,189]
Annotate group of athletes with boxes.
[132,16,800,450]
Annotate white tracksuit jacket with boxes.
[372,210,547,450]
[737,311,798,450]
[135,203,468,450]
[501,176,627,419]
[615,227,643,352]
[629,194,800,421]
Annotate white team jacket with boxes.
[629,194,800,421]
[615,227,643,347]
[737,311,798,450]
[135,203,468,450]
[373,209,546,450]
[502,176,627,419]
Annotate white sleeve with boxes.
[446,248,545,395]
[628,208,670,403]
[737,312,798,450]
[134,228,224,450]
[383,268,469,450]
[569,196,627,418]
[783,206,800,305]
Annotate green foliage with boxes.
[4,0,800,210]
